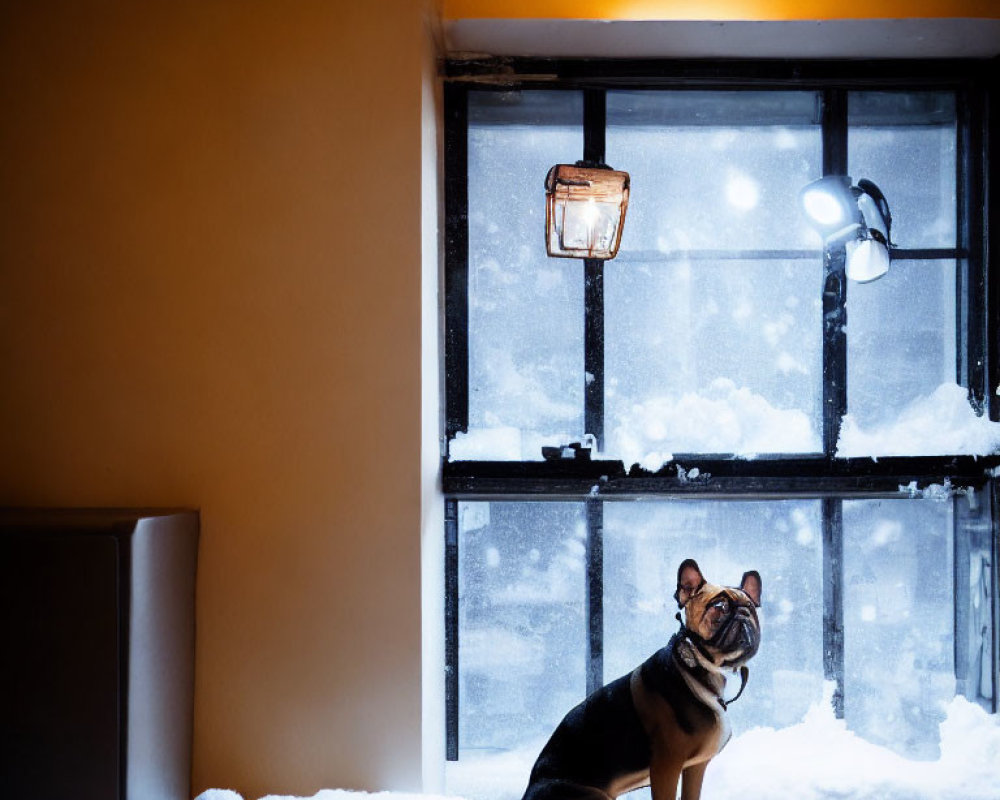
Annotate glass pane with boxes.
[843,498,954,759]
[842,259,961,455]
[457,501,586,754]
[848,92,956,249]
[603,500,825,735]
[606,90,822,252]
[461,91,585,460]
[605,258,823,464]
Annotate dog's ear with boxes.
[674,558,705,608]
[740,570,762,607]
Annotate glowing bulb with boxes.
[802,187,847,227]
[544,163,630,259]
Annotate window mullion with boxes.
[583,88,607,451]
[584,261,604,450]
[985,478,1000,714]
[821,89,848,457]
[444,86,469,445]
[956,83,987,414]
[445,498,460,761]
[586,499,604,695]
[822,497,846,718]
[821,89,847,721]
[582,89,607,697]
[990,83,1000,423]
[991,480,1000,712]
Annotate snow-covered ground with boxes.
[196,685,1000,800]
[195,792,455,800]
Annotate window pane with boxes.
[457,501,586,754]
[842,259,960,455]
[606,91,822,252]
[605,258,822,463]
[462,91,585,460]
[848,92,956,249]
[843,498,955,759]
[955,485,996,709]
[604,500,825,733]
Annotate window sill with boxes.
[442,453,1000,498]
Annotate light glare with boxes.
[802,188,846,227]
[726,173,760,211]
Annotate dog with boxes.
[521,559,761,800]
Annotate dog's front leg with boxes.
[680,760,708,800]
[647,754,682,800]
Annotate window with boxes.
[441,59,999,798]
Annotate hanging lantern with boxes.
[545,163,630,260]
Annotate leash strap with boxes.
[720,665,749,710]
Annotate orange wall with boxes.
[0,1,427,797]
[444,0,1000,19]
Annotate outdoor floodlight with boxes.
[545,163,630,259]
[800,176,894,283]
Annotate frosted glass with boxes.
[843,499,955,759]
[458,501,586,753]
[606,91,822,252]
[849,92,956,249]
[605,258,823,461]
[846,259,957,433]
[603,500,825,734]
[467,91,585,457]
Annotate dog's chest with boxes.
[631,652,733,770]
[684,707,731,767]
[607,768,652,798]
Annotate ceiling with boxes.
[444,18,1000,59]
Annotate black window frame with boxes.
[441,57,1000,762]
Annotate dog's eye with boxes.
[711,598,731,615]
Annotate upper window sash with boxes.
[443,62,998,486]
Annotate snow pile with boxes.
[445,686,1000,800]
[448,427,578,461]
[194,690,1000,800]
[448,427,525,461]
[258,792,461,800]
[450,381,1000,465]
[446,746,538,800]
[837,382,1000,457]
[196,791,464,800]
[609,378,819,469]
[194,792,244,800]
[704,686,1000,800]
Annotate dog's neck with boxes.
[674,631,748,710]
[675,634,726,703]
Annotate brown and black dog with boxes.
[521,559,761,800]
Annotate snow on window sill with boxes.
[450,382,1000,466]
[836,383,1000,459]
[609,378,820,470]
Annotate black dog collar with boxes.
[720,665,750,710]
[677,624,751,710]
